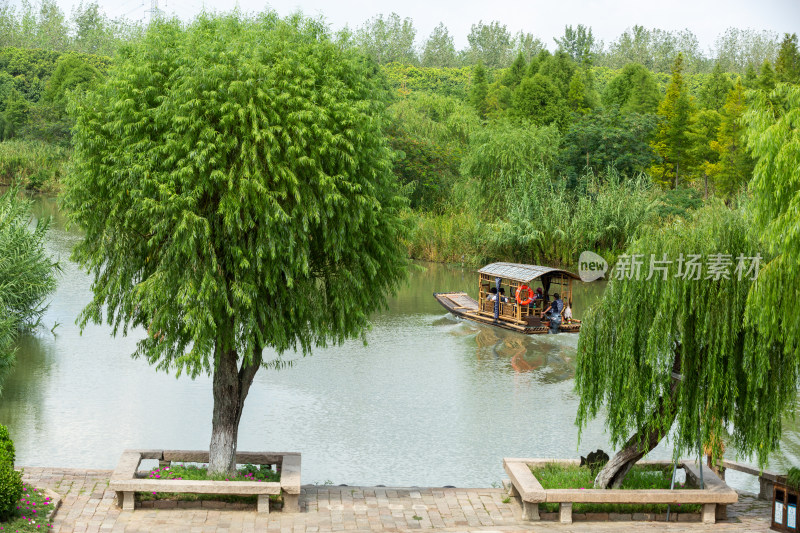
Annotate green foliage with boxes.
[557,111,657,181]
[465,21,511,68]
[387,126,459,210]
[512,74,569,128]
[712,28,779,74]
[708,81,753,197]
[532,463,700,514]
[775,33,800,84]
[0,139,69,190]
[462,122,560,215]
[537,51,577,98]
[500,52,526,88]
[787,467,800,490]
[698,62,734,110]
[356,13,417,65]
[759,60,777,93]
[742,84,800,418]
[600,25,704,73]
[554,24,598,66]
[489,172,655,265]
[421,23,458,68]
[0,425,15,467]
[650,54,696,187]
[686,108,722,190]
[653,186,704,219]
[0,425,19,522]
[63,10,409,378]
[0,188,59,383]
[576,203,780,466]
[602,63,661,115]
[146,463,280,482]
[567,68,598,114]
[0,463,22,522]
[381,64,472,99]
[469,62,489,118]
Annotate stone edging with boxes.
[109,450,301,515]
[43,487,62,523]
[503,458,738,525]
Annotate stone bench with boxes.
[503,458,738,524]
[110,449,301,514]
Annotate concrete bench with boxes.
[503,458,738,524]
[110,450,301,514]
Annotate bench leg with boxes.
[283,493,299,512]
[257,495,271,515]
[508,483,519,498]
[521,501,539,521]
[560,502,572,524]
[121,491,135,511]
[702,503,716,524]
[716,504,727,521]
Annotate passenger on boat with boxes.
[487,287,498,301]
[498,288,509,303]
[535,287,544,299]
[543,293,564,333]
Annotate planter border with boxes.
[503,458,738,524]
[109,449,301,514]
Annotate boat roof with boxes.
[478,262,580,283]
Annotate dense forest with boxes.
[1,1,799,266]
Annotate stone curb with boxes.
[43,487,62,523]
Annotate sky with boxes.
[46,0,800,53]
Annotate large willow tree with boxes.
[63,13,408,474]
[576,82,800,489]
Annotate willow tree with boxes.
[63,13,408,474]
[576,83,800,489]
[575,204,776,488]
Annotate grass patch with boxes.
[0,481,54,532]
[531,463,701,514]
[136,463,281,504]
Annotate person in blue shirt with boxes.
[543,293,563,333]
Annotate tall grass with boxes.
[0,140,69,192]
[407,170,657,267]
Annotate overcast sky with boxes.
[44,0,800,53]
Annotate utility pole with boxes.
[146,0,161,23]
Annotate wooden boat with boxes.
[434,262,582,334]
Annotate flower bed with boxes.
[0,481,60,532]
[503,458,738,524]
[110,450,301,514]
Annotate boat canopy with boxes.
[477,262,580,283]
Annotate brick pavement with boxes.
[21,467,773,532]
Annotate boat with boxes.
[434,262,582,334]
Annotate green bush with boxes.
[0,425,14,467]
[0,461,21,521]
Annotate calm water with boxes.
[0,194,794,491]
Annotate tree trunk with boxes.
[208,345,262,475]
[593,352,682,489]
[674,162,679,188]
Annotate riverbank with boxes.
[22,467,772,532]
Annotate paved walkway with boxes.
[22,467,773,532]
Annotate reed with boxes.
[0,140,69,192]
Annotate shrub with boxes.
[0,425,14,467]
[0,463,22,521]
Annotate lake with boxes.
[0,194,792,492]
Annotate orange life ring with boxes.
[516,285,533,305]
